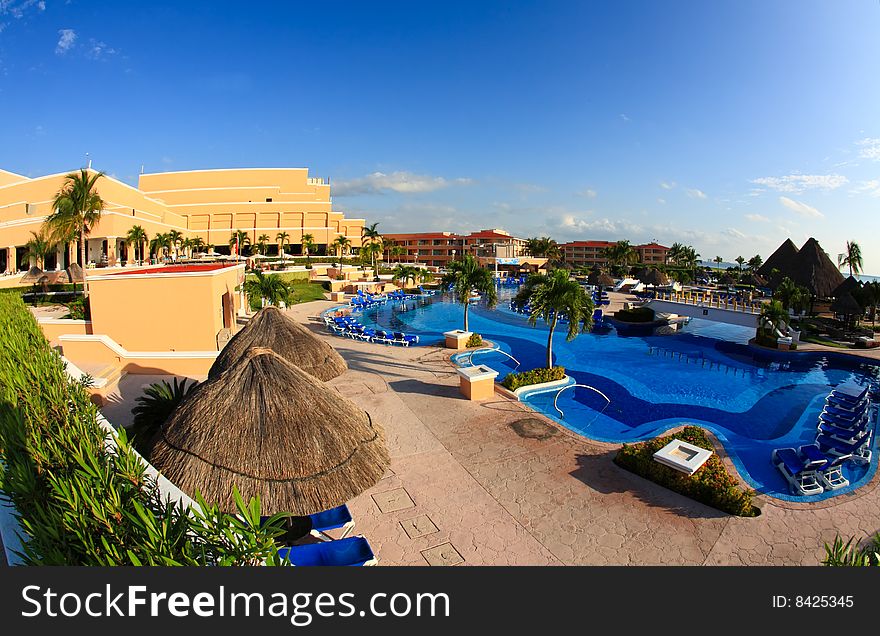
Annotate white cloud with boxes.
[659,181,676,190]
[576,188,597,198]
[724,228,746,239]
[779,196,823,218]
[745,213,770,222]
[851,179,880,197]
[686,188,707,199]
[619,113,630,122]
[657,198,666,205]
[86,38,118,60]
[512,182,546,195]
[856,138,880,161]
[55,29,77,55]
[751,173,848,193]
[1,0,45,19]
[333,171,473,196]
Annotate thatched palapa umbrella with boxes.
[757,238,799,284]
[739,273,768,288]
[639,268,669,287]
[787,238,845,298]
[588,271,615,288]
[209,306,346,381]
[20,266,44,284]
[832,275,861,299]
[150,347,390,515]
[831,292,863,316]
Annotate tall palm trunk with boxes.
[546,312,558,369]
[463,296,470,332]
[80,229,89,297]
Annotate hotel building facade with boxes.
[382,229,529,268]
[559,240,670,268]
[0,167,365,272]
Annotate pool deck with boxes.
[282,300,880,565]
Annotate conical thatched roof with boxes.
[66,262,84,283]
[639,268,669,286]
[757,238,799,281]
[832,275,861,299]
[209,306,346,381]
[150,347,389,515]
[588,271,615,287]
[20,266,44,283]
[717,273,737,286]
[739,273,768,288]
[787,238,845,298]
[831,292,863,316]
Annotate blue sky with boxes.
[1,1,879,271]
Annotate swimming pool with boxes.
[340,290,879,501]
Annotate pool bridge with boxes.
[644,292,762,329]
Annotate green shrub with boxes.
[130,378,199,457]
[67,297,91,320]
[614,306,655,322]
[0,293,286,565]
[502,366,566,391]
[466,333,483,348]
[614,426,758,517]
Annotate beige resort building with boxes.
[0,166,365,272]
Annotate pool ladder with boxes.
[462,346,521,371]
[553,384,611,422]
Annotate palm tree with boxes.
[840,241,863,277]
[190,236,206,255]
[301,233,316,265]
[332,235,351,259]
[149,233,172,262]
[601,240,638,274]
[257,233,271,256]
[126,225,148,265]
[735,256,745,273]
[22,230,56,270]
[759,300,790,339]
[514,270,594,369]
[361,242,382,278]
[389,244,406,264]
[130,377,199,457]
[243,270,291,309]
[440,254,497,332]
[44,169,105,296]
[361,222,382,272]
[276,231,290,260]
[393,264,419,288]
[713,256,723,266]
[229,229,250,260]
[774,277,802,311]
[747,255,763,272]
[167,229,184,260]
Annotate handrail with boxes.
[553,383,611,419]
[462,346,521,370]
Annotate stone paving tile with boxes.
[421,543,464,566]
[400,515,439,539]
[371,488,416,514]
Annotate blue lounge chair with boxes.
[818,421,868,444]
[277,536,377,566]
[393,331,419,346]
[309,504,355,541]
[822,404,865,422]
[832,382,869,403]
[819,410,868,430]
[816,432,872,464]
[771,447,826,496]
[817,454,851,490]
[826,393,868,412]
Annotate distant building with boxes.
[382,229,529,268]
[560,240,670,268]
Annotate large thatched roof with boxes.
[757,238,799,282]
[832,275,861,299]
[66,262,84,283]
[150,347,389,515]
[787,238,845,298]
[831,292,863,316]
[209,306,346,381]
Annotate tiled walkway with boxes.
[289,301,880,565]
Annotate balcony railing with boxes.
[652,290,764,315]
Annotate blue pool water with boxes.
[337,291,879,501]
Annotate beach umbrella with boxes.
[739,273,768,288]
[832,275,861,299]
[20,266,44,284]
[66,262,84,283]
[640,268,669,287]
[150,347,390,516]
[209,306,347,381]
[588,271,615,287]
[831,292,863,316]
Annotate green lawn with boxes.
[289,282,327,304]
[799,334,851,349]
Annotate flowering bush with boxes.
[466,333,483,348]
[614,426,758,517]
[501,366,566,391]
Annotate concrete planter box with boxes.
[456,364,498,400]
[444,329,472,350]
[511,376,573,401]
[653,439,713,475]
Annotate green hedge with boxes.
[614,307,655,322]
[466,333,484,348]
[614,426,758,517]
[502,366,566,391]
[0,293,286,565]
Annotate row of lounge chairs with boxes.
[494,276,527,286]
[326,315,420,346]
[270,504,378,566]
[772,382,875,496]
[592,290,610,307]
